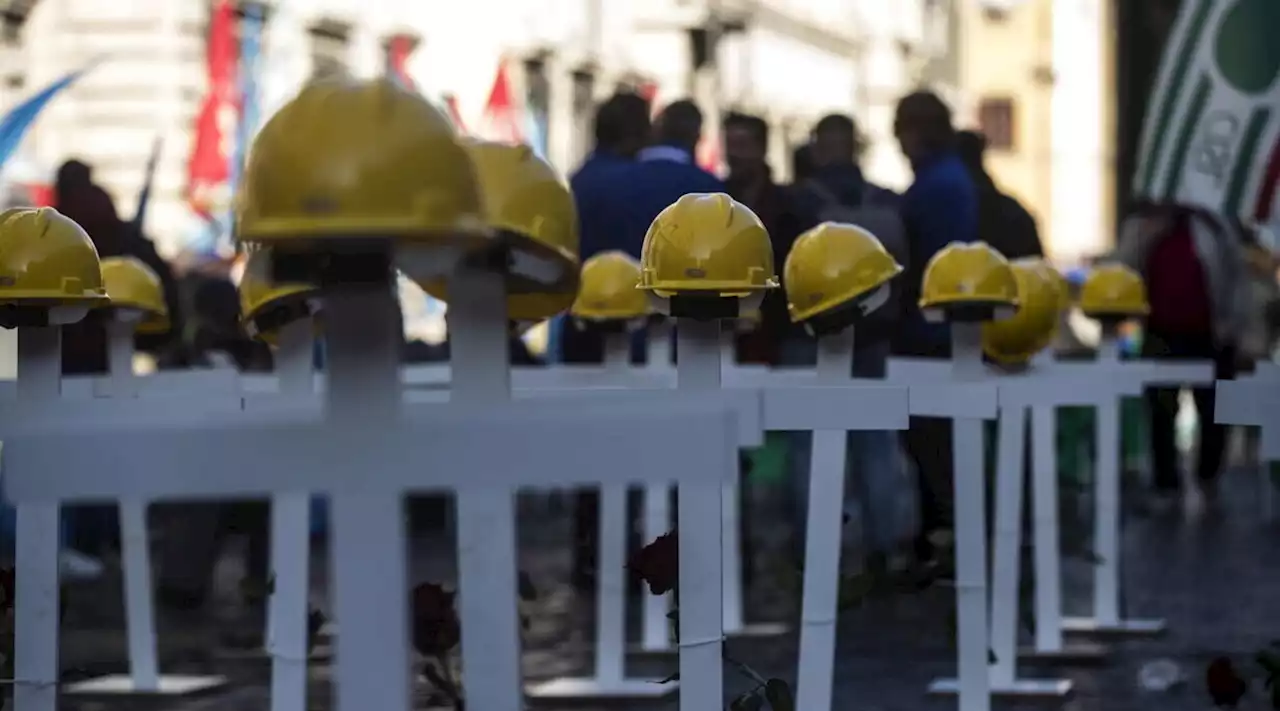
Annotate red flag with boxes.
[186,0,239,219]
[476,59,524,144]
[442,94,468,134]
[385,34,418,91]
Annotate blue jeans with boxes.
[780,337,905,556]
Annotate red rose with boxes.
[411,582,461,656]
[1206,656,1248,708]
[627,531,679,595]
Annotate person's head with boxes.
[653,99,703,154]
[54,159,93,204]
[955,130,987,174]
[810,114,858,168]
[592,92,652,158]
[723,112,769,180]
[894,91,955,163]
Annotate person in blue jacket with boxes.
[891,90,979,569]
[566,98,723,589]
[628,100,726,235]
[569,91,653,261]
[563,92,654,588]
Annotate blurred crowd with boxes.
[29,86,1280,635]
[563,89,1049,586]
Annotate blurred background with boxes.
[0,0,1178,270]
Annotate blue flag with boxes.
[0,65,96,170]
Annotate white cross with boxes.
[2,271,740,711]
[392,324,912,704]
[885,338,1212,708]
[888,353,1121,700]
[1215,361,1280,518]
[1058,337,1211,638]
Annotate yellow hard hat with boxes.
[1079,263,1149,319]
[421,140,580,321]
[784,222,903,323]
[981,258,1061,364]
[638,193,779,297]
[101,256,170,334]
[571,251,650,322]
[918,241,1018,312]
[235,78,488,249]
[238,247,320,343]
[0,207,109,306]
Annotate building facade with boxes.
[954,0,1117,265]
[3,0,954,258]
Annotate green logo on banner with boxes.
[1214,0,1280,95]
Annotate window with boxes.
[522,56,549,150]
[523,57,549,119]
[308,19,351,81]
[978,97,1016,151]
[570,68,596,164]
[688,27,711,71]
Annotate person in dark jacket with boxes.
[55,159,93,201]
[56,176,186,360]
[1113,204,1246,512]
[569,92,653,261]
[783,114,910,569]
[723,111,805,364]
[892,92,979,566]
[563,93,655,588]
[955,130,1044,260]
[569,100,723,589]
[563,99,723,367]
[54,172,188,560]
[630,100,726,217]
[561,92,654,366]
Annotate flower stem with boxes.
[724,651,769,686]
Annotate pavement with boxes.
[48,469,1280,711]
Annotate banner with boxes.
[1132,0,1280,227]
[0,64,97,170]
[186,0,240,243]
